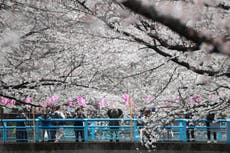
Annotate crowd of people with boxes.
[14,105,226,143]
[15,105,124,143]
[183,110,226,143]
[137,107,226,144]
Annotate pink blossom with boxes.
[9,99,15,106]
[68,97,73,102]
[190,95,201,105]
[144,96,154,103]
[175,96,180,102]
[24,97,32,103]
[164,101,171,108]
[195,96,201,104]
[50,95,58,103]
[190,97,195,104]
[48,95,58,105]
[77,96,86,106]
[1,97,9,105]
[99,98,107,108]
[122,94,130,106]
[69,101,75,108]
[68,97,75,108]
[43,101,49,107]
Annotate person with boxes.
[37,111,52,142]
[53,105,65,143]
[139,109,151,142]
[137,108,145,127]
[184,110,195,142]
[48,107,56,142]
[74,107,86,142]
[16,110,28,142]
[206,112,217,143]
[107,107,123,142]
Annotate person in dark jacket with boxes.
[74,107,86,142]
[206,112,217,143]
[107,108,123,142]
[48,107,57,142]
[16,110,28,142]
[184,110,195,142]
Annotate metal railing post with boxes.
[179,120,187,143]
[91,120,95,140]
[217,120,222,141]
[35,119,39,143]
[84,119,88,142]
[227,120,230,143]
[133,119,138,142]
[3,120,7,142]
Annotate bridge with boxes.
[0,118,230,153]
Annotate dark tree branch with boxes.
[148,33,200,52]
[62,55,85,82]
[134,22,200,52]
[54,0,230,78]
[20,27,50,39]
[2,79,67,90]
[216,3,230,10]
[120,0,230,55]
[120,55,178,80]
[118,30,230,77]
[0,93,41,107]
[171,0,230,10]
[154,67,177,98]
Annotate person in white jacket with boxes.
[53,105,66,143]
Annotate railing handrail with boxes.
[1,118,137,122]
[1,118,230,143]
[1,118,229,122]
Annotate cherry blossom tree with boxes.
[0,1,229,146]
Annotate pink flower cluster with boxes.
[0,97,15,106]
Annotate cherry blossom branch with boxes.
[147,33,200,52]
[0,93,41,107]
[120,0,230,55]
[154,67,178,98]
[1,79,67,90]
[119,30,230,77]
[172,0,230,10]
[135,21,200,52]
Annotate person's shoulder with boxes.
[60,112,66,119]
[37,116,43,120]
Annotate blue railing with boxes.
[0,118,230,143]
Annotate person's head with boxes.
[55,105,61,111]
[151,107,156,112]
[19,110,26,117]
[76,107,83,114]
[144,109,151,117]
[18,110,23,114]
